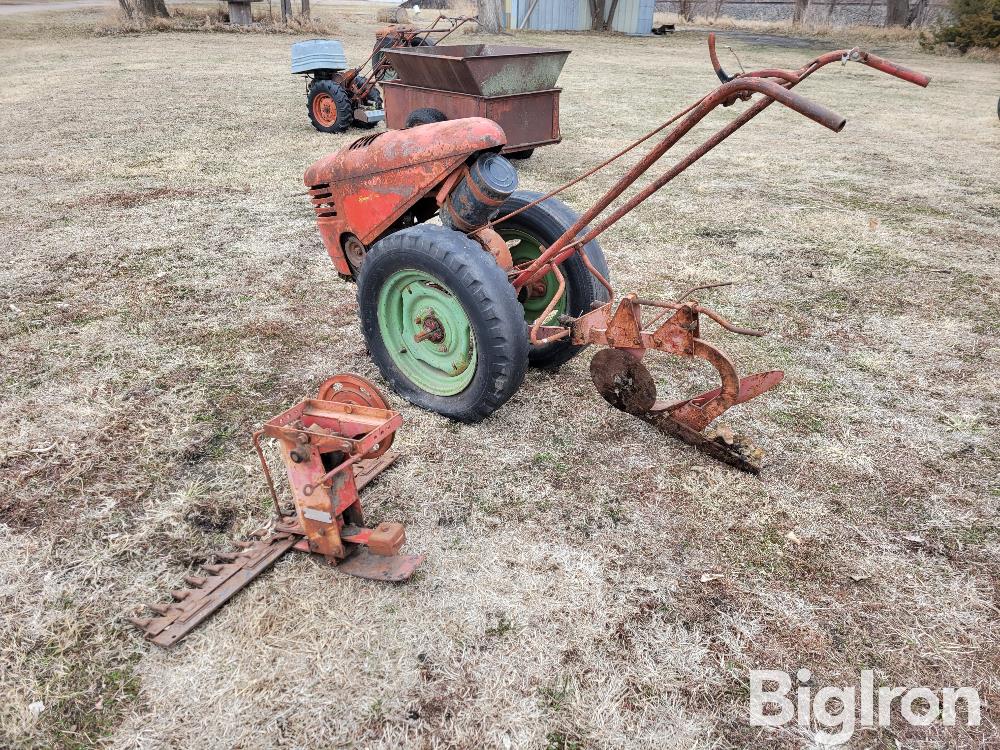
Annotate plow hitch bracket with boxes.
[130,374,423,648]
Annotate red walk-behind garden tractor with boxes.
[304,35,929,474]
[295,15,476,133]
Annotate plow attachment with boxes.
[131,374,422,648]
[538,292,783,473]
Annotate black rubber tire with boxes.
[307,79,353,133]
[351,75,383,129]
[494,190,612,368]
[404,107,448,129]
[357,224,528,423]
[506,149,535,160]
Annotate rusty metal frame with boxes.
[507,36,929,298]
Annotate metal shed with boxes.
[506,0,653,35]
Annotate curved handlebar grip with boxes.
[733,78,847,132]
[707,33,734,83]
[856,51,931,87]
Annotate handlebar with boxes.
[707,32,930,89]
[715,78,846,132]
[848,50,931,87]
[708,32,735,83]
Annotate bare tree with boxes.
[477,0,504,32]
[590,0,606,30]
[119,0,168,18]
[792,0,809,23]
[905,0,929,25]
[885,0,909,24]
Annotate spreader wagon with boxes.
[381,42,570,159]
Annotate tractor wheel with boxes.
[404,107,448,129]
[357,224,528,423]
[308,79,353,133]
[350,75,383,129]
[493,190,612,369]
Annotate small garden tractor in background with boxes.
[292,14,476,133]
[303,36,929,474]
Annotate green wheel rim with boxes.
[376,269,477,396]
[499,228,567,324]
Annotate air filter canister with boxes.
[441,153,518,232]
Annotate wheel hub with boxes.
[344,234,366,273]
[413,311,445,344]
[500,228,565,324]
[376,270,477,396]
[314,93,337,127]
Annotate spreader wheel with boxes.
[356,224,528,423]
[404,107,447,129]
[308,80,353,133]
[493,191,612,368]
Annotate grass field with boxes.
[1,4,998,748]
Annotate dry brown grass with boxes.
[1,4,999,749]
[657,12,926,46]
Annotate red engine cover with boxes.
[305,118,507,270]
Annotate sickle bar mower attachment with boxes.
[130,375,422,648]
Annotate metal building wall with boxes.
[509,0,653,33]
[514,0,590,30]
[606,0,654,34]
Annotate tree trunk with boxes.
[137,0,168,17]
[590,0,605,30]
[905,0,926,26]
[604,0,620,29]
[885,0,909,25]
[792,0,809,23]
[678,0,694,21]
[477,0,504,33]
[301,0,309,18]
